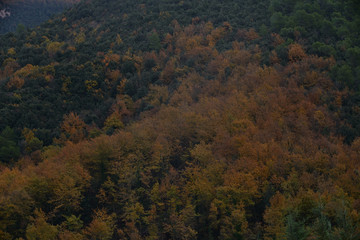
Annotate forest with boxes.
[0,0,359,239]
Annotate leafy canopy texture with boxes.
[0,0,359,239]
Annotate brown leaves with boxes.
[288,43,307,62]
[5,63,55,90]
[6,75,24,89]
[56,112,87,144]
[1,18,358,240]
[237,28,260,41]
[264,192,286,240]
[160,58,176,84]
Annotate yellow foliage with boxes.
[264,192,287,240]
[46,41,64,57]
[7,48,16,55]
[103,112,124,132]
[116,33,123,45]
[75,32,86,44]
[85,80,98,91]
[26,209,58,240]
[83,209,116,240]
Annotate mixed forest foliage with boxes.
[0,0,360,239]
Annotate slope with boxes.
[0,0,270,146]
[0,20,359,239]
[0,0,80,34]
[0,0,359,238]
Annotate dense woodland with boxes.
[0,0,360,239]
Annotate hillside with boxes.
[0,0,359,239]
[0,0,80,34]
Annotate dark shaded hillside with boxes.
[1,0,359,146]
[0,0,270,145]
[0,0,79,34]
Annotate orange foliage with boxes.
[288,43,307,62]
[1,20,359,240]
[160,58,176,84]
[57,112,87,144]
[237,28,260,41]
[264,192,286,239]
[6,75,25,89]
[271,33,285,47]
